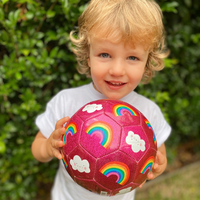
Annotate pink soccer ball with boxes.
[61,99,157,196]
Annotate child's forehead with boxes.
[88,29,151,51]
[89,35,134,48]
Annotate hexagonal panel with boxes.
[67,146,96,180]
[120,125,150,162]
[76,100,107,121]
[74,178,112,196]
[133,148,157,184]
[80,114,121,158]
[62,114,83,156]
[105,100,140,126]
[95,151,137,190]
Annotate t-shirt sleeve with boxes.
[149,106,171,148]
[35,93,65,139]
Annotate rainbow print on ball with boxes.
[153,132,157,147]
[99,161,130,185]
[63,122,78,144]
[112,104,137,117]
[144,119,157,147]
[140,156,155,174]
[62,157,68,168]
[85,121,113,150]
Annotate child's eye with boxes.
[100,53,110,58]
[128,56,138,61]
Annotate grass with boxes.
[135,161,200,200]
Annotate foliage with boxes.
[0,0,89,199]
[0,0,199,199]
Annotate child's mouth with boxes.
[105,81,126,87]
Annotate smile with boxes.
[105,81,126,86]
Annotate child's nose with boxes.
[109,59,125,76]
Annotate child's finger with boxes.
[153,162,159,170]
[53,127,66,139]
[156,151,165,165]
[51,138,64,149]
[147,172,154,180]
[138,180,146,188]
[55,116,70,129]
[54,149,63,160]
[56,140,64,148]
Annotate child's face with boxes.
[87,37,149,100]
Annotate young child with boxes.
[31,0,171,199]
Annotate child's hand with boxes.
[146,150,166,180]
[46,117,70,160]
[139,143,167,188]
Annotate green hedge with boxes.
[0,0,199,199]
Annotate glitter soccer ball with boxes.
[61,99,157,196]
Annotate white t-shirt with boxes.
[36,83,171,200]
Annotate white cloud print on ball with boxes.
[70,155,90,173]
[82,104,103,113]
[126,131,146,153]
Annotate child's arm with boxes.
[139,143,167,188]
[31,117,70,162]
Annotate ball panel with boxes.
[77,100,106,121]
[61,153,75,181]
[67,146,96,180]
[105,100,140,126]
[80,114,121,158]
[62,115,83,155]
[120,126,150,162]
[133,148,157,184]
[95,152,137,190]
[74,178,112,196]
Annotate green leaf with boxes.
[0,30,9,43]
[36,40,43,48]
[164,58,178,68]
[36,32,45,39]
[5,19,13,28]
[50,47,59,58]
[191,34,200,44]
[21,49,30,56]
[14,9,21,21]
[46,10,56,18]
[15,72,22,80]
[15,174,22,184]
[184,0,192,7]
[2,0,9,5]
[25,11,34,20]
[161,2,179,13]
[59,0,69,8]
[0,140,6,154]
[0,8,4,20]
[69,0,79,3]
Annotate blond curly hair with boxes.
[70,0,169,84]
